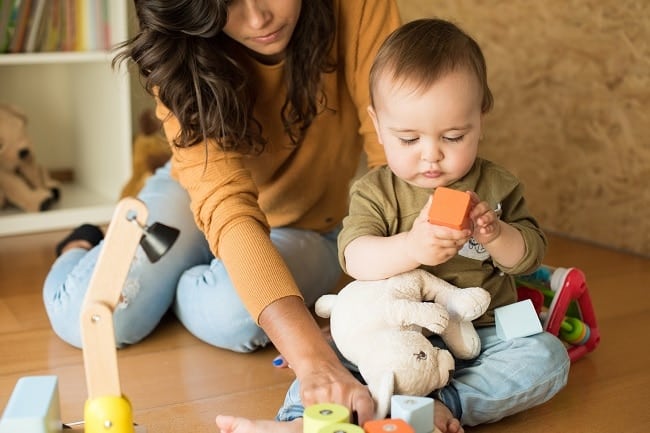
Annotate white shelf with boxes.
[0,50,116,65]
[0,183,116,236]
[0,0,131,237]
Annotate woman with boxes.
[43,0,401,424]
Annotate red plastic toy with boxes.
[516,266,600,362]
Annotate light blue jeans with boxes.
[43,162,342,352]
[277,328,570,426]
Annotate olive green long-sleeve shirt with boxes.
[339,158,547,325]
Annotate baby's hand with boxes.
[407,197,471,265]
[467,191,502,245]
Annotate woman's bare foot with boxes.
[434,400,464,433]
[216,415,302,433]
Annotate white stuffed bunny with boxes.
[315,269,490,418]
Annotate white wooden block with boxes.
[390,395,434,433]
[0,376,62,433]
[495,299,543,340]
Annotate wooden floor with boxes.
[0,230,648,433]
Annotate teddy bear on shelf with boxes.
[0,104,60,212]
[315,268,491,419]
[119,108,171,199]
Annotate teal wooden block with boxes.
[0,376,62,433]
[495,299,543,340]
[390,395,434,433]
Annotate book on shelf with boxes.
[0,0,17,52]
[39,0,63,51]
[7,0,30,53]
[1,0,112,54]
[23,0,46,52]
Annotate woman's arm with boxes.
[260,296,375,424]
[158,111,376,423]
[341,0,402,169]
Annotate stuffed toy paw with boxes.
[436,285,492,359]
[315,268,490,418]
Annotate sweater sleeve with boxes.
[493,183,548,276]
[340,0,401,169]
[473,160,548,275]
[155,98,303,323]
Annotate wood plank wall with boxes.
[397,0,650,256]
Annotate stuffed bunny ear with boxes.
[366,370,395,420]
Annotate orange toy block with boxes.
[427,187,471,230]
[364,418,415,433]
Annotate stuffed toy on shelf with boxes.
[315,269,491,419]
[0,104,60,213]
[119,108,171,199]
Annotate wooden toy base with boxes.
[63,422,146,432]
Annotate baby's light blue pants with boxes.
[277,328,570,426]
[43,162,342,352]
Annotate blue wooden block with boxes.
[495,299,543,340]
[390,395,434,433]
[0,376,62,433]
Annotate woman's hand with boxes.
[299,358,375,425]
[259,296,375,425]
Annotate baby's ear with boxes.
[367,105,382,143]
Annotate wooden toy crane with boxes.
[0,198,179,432]
[80,197,179,433]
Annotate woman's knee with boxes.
[177,306,269,353]
[175,264,270,353]
[270,227,341,305]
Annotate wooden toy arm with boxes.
[80,198,149,400]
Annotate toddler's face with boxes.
[369,69,483,189]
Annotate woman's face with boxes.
[223,0,302,64]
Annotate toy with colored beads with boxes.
[303,399,442,433]
[516,266,600,362]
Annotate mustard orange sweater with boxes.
[155,0,401,322]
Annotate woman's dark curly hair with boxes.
[113,0,336,153]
